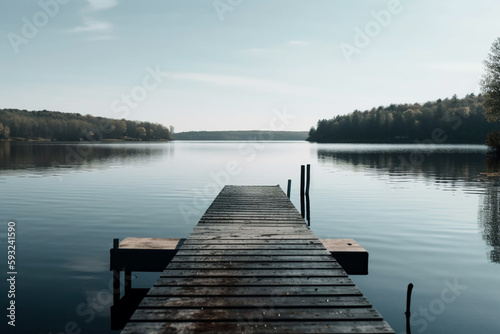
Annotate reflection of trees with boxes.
[317,147,486,189]
[317,146,500,264]
[478,158,500,263]
[0,142,169,171]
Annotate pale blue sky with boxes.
[1,0,499,131]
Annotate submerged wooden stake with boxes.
[405,283,413,315]
[406,283,414,334]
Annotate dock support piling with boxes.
[125,270,132,294]
[113,269,120,305]
[300,165,305,219]
[305,164,311,226]
[286,179,292,198]
[112,239,121,304]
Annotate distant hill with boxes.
[175,131,308,141]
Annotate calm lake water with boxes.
[0,141,499,334]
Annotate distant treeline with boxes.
[0,109,174,141]
[175,131,308,141]
[307,94,498,144]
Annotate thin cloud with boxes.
[69,17,112,33]
[171,72,330,98]
[68,0,118,40]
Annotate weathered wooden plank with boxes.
[121,321,395,334]
[198,220,306,224]
[164,261,341,270]
[175,249,332,256]
[171,255,336,262]
[159,269,347,277]
[179,243,327,250]
[130,307,383,321]
[119,238,184,250]
[190,226,312,231]
[139,296,370,308]
[187,235,317,240]
[147,286,360,296]
[154,277,353,286]
[190,229,310,234]
[185,235,319,240]
[182,239,322,245]
[121,185,393,333]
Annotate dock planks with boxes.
[121,185,394,333]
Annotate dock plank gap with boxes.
[118,185,394,333]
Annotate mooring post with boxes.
[300,165,305,219]
[305,164,311,196]
[112,238,120,305]
[305,164,311,226]
[286,179,292,198]
[405,283,414,334]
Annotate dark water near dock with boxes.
[0,141,499,333]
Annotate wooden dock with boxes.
[121,185,394,333]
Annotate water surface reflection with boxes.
[317,144,500,264]
[0,141,171,172]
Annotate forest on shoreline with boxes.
[307,94,498,144]
[2,93,499,146]
[0,109,174,142]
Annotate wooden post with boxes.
[286,179,292,198]
[300,165,305,219]
[305,164,310,196]
[113,269,120,305]
[112,239,121,304]
[405,283,414,334]
[305,164,311,226]
[125,270,132,294]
